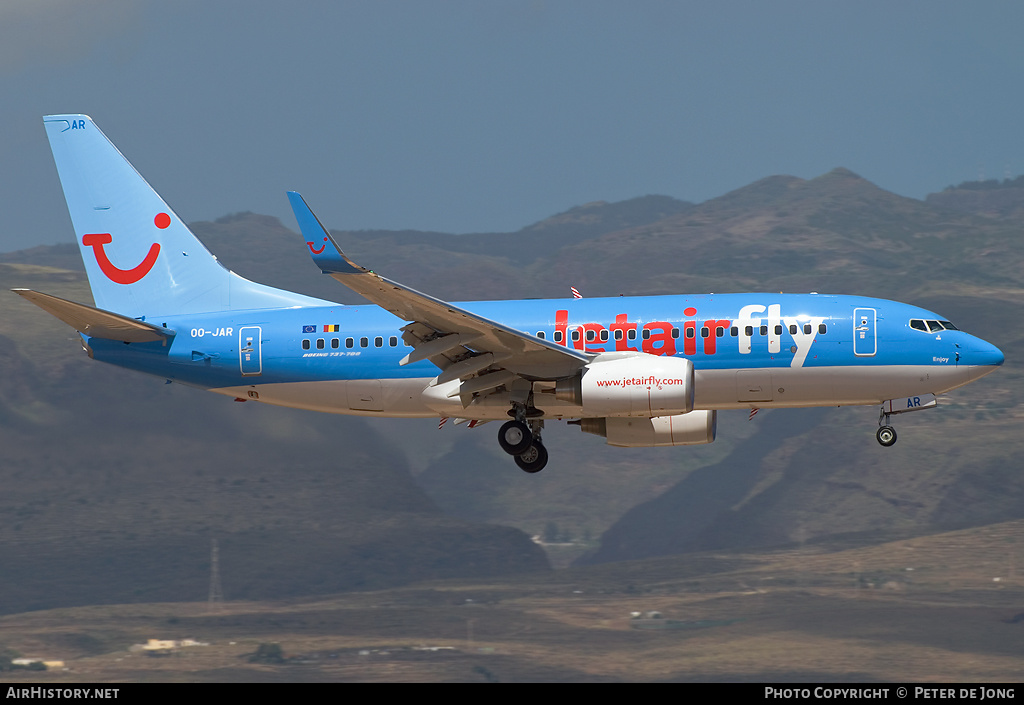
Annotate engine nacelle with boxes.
[555,352,694,417]
[576,411,717,447]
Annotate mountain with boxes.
[2,168,1021,598]
[0,262,548,615]
[926,176,1024,219]
[567,172,1024,564]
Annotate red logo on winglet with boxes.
[307,238,327,255]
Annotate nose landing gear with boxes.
[876,407,897,447]
[876,424,897,447]
[873,394,939,447]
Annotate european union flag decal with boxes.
[302,325,316,334]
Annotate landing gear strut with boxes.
[876,408,897,447]
[497,407,549,473]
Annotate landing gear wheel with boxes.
[498,420,533,455]
[515,441,548,473]
[876,425,897,447]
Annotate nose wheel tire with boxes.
[876,425,897,447]
[514,441,548,473]
[498,420,533,456]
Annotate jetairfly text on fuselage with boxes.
[552,303,825,367]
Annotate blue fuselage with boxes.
[84,292,1003,420]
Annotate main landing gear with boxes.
[498,409,548,473]
[876,408,897,447]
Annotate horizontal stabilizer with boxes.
[12,289,175,343]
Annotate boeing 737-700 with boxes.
[16,115,1005,473]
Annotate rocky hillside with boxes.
[2,167,1020,597]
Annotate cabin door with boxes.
[853,308,877,357]
[239,326,263,376]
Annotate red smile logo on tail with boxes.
[81,212,167,284]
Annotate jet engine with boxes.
[554,352,694,417]
[575,411,717,447]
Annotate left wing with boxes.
[287,192,589,395]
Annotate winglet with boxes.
[287,191,364,275]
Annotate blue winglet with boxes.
[287,191,363,275]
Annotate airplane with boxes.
[17,114,1005,474]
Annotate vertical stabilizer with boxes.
[43,114,329,318]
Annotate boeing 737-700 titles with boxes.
[17,115,1005,473]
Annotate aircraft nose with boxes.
[962,338,1003,383]
[968,338,1004,368]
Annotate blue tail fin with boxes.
[43,114,330,318]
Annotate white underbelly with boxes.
[211,363,974,419]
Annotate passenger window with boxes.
[789,324,797,335]
[554,331,563,342]
[774,325,783,335]
[818,324,827,334]
[731,327,738,336]
[346,337,354,348]
[671,328,679,339]
[642,329,651,340]
[600,330,609,342]
[716,326,724,338]
[331,338,339,349]
[302,339,310,350]
[571,330,580,341]
[628,330,637,340]
[803,324,812,335]
[536,331,545,339]
[586,330,595,342]
[614,330,623,340]
[375,336,383,347]
[760,325,768,335]
[700,327,709,338]
[360,337,368,347]
[389,336,398,347]
[686,328,695,339]
[316,338,325,350]
[745,326,753,336]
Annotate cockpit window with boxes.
[911,318,960,332]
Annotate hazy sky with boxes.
[3,1,1024,252]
